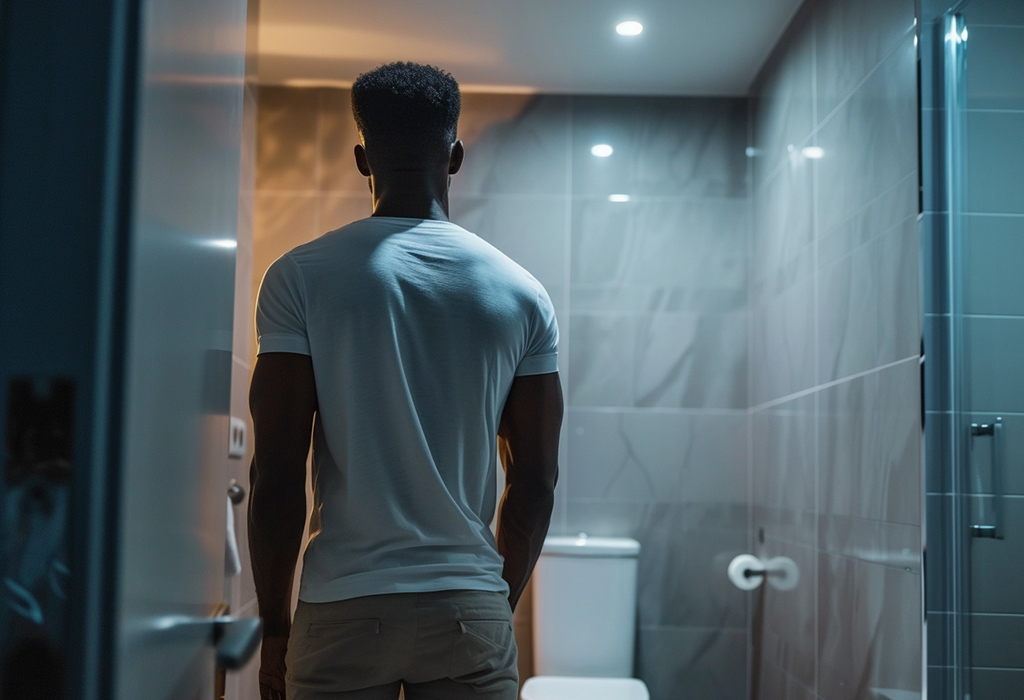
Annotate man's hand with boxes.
[258,635,289,700]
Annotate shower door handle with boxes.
[970,418,1004,539]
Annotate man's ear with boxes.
[448,140,465,175]
[354,144,371,177]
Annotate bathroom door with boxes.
[0,0,252,698]
[934,2,1024,697]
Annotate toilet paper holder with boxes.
[727,553,799,591]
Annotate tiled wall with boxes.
[748,0,922,698]
[922,0,1024,697]
[252,87,751,700]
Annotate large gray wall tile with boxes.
[257,87,320,192]
[753,538,817,689]
[751,1,815,188]
[752,157,814,297]
[814,0,916,120]
[571,96,748,199]
[817,553,923,700]
[752,396,816,546]
[637,626,747,700]
[316,89,366,195]
[634,312,748,409]
[818,360,921,526]
[816,35,918,234]
[751,275,816,405]
[567,313,635,407]
[567,409,747,504]
[818,219,919,382]
[571,198,748,297]
[454,94,570,198]
[565,501,748,629]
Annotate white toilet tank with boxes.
[532,535,641,678]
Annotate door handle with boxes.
[213,616,262,670]
[970,418,1004,539]
[134,614,262,670]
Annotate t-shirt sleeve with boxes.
[515,285,559,376]
[255,254,311,356]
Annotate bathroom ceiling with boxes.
[257,0,804,96]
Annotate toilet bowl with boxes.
[522,535,649,700]
[521,676,650,700]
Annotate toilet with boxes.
[520,535,650,700]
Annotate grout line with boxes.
[312,91,323,239]
[749,355,920,413]
[810,13,820,696]
[566,406,749,415]
[744,91,755,700]
[560,96,573,537]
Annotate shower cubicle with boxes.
[924,0,1024,697]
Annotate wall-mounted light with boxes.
[591,144,614,157]
[208,238,238,249]
[801,146,824,159]
[616,21,643,36]
[608,194,630,202]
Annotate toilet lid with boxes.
[520,676,649,700]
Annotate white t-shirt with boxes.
[255,216,559,603]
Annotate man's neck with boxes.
[369,173,451,221]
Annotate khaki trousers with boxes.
[286,590,519,700]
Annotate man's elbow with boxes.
[512,465,558,499]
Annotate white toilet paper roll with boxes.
[764,556,800,591]
[727,554,764,590]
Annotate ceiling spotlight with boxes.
[616,21,643,36]
[801,146,825,159]
[608,194,630,202]
[591,144,614,157]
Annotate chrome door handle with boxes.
[970,418,1004,539]
[131,614,262,670]
[214,616,262,670]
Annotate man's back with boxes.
[255,216,559,603]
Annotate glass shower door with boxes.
[941,2,1024,697]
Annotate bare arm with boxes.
[248,352,316,700]
[496,372,563,611]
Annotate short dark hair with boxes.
[351,62,461,166]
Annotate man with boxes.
[248,62,562,700]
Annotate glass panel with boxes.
[944,1,1024,697]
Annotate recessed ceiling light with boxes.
[591,144,614,157]
[616,21,643,36]
[801,146,825,159]
[608,194,630,202]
